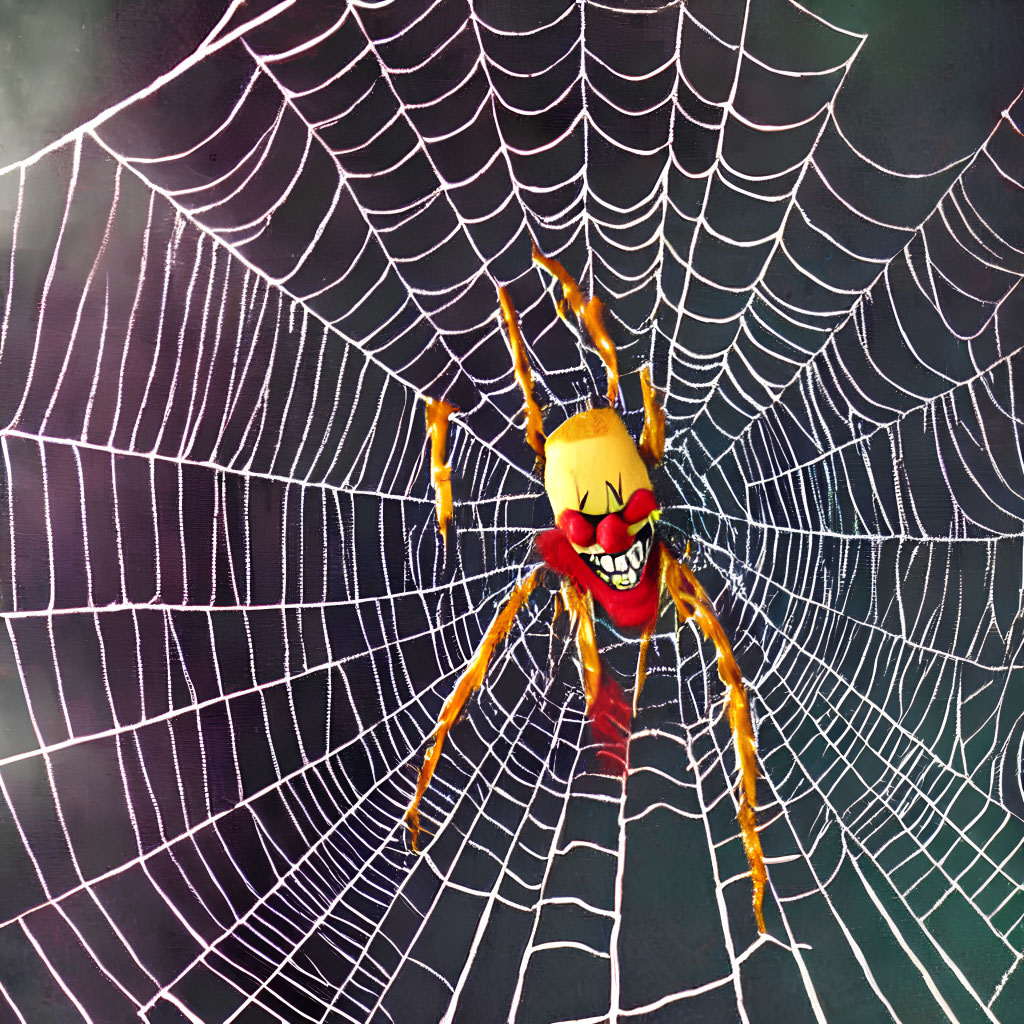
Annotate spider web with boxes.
[0,1,1023,1021]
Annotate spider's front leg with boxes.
[424,398,458,545]
[405,568,543,851]
[662,548,767,933]
[531,243,619,405]
[498,286,546,465]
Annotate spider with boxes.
[408,245,767,933]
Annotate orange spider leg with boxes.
[551,589,565,622]
[661,548,767,933]
[638,366,665,465]
[405,568,543,851]
[549,588,568,655]
[497,286,547,465]
[531,243,619,406]
[633,628,653,716]
[559,582,603,712]
[424,398,458,544]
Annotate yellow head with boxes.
[543,408,658,590]
[544,409,650,520]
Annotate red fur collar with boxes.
[537,529,660,630]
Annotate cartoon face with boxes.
[543,408,659,591]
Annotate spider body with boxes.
[408,250,767,933]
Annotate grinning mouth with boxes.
[579,522,654,591]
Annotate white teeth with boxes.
[599,567,637,591]
[582,526,653,591]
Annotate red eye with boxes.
[557,510,595,547]
[622,488,657,524]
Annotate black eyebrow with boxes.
[605,474,622,508]
[578,490,589,511]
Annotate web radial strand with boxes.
[0,1,1023,1022]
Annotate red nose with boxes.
[596,513,632,553]
[558,509,595,547]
